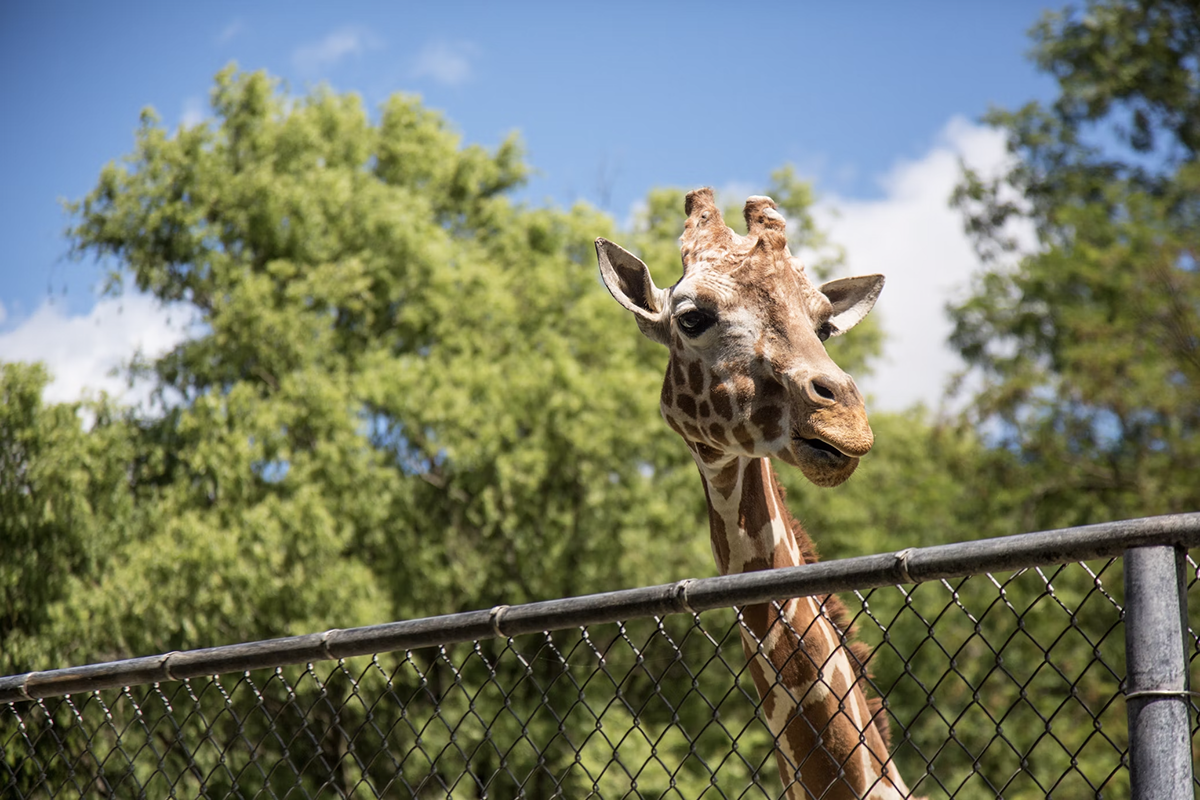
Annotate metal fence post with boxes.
[1123,545,1194,799]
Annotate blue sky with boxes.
[0,2,1057,409]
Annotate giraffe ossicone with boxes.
[597,187,919,799]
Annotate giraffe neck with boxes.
[693,452,912,800]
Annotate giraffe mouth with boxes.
[791,434,860,487]
[796,436,850,459]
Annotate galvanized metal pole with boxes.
[1124,545,1193,799]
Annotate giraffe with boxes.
[595,187,916,799]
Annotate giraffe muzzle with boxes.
[789,434,860,487]
[790,406,873,486]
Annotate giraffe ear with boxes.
[819,274,885,336]
[595,238,670,345]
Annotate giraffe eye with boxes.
[817,321,834,342]
[677,309,716,337]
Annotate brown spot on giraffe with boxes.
[710,380,734,420]
[761,375,787,403]
[676,393,697,418]
[707,422,726,444]
[596,189,914,799]
[688,360,706,395]
[671,359,686,388]
[701,479,732,571]
[711,460,741,497]
[694,442,725,465]
[751,404,784,442]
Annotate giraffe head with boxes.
[597,187,883,487]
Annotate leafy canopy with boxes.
[952,0,1200,528]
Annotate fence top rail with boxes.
[3,512,1198,705]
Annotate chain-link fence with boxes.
[3,515,1198,798]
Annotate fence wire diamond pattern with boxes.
[4,554,1199,798]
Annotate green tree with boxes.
[917,2,1200,794]
[3,65,756,797]
[952,0,1200,530]
[60,66,714,647]
[0,364,138,674]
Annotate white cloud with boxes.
[411,40,477,86]
[293,26,380,74]
[0,293,192,407]
[814,116,1034,413]
[217,18,246,45]
[180,96,206,128]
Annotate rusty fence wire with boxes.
[3,515,1199,799]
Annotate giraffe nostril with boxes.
[811,377,837,403]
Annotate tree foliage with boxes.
[0,364,136,669]
[952,0,1200,530]
[12,65,740,668]
[4,66,753,796]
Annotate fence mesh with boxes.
[4,555,1198,799]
